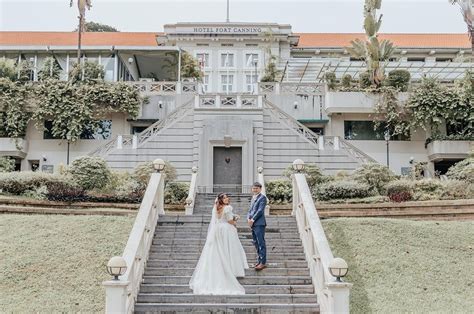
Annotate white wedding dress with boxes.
[189,205,249,295]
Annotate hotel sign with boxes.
[191,26,263,34]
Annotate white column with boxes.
[291,174,298,216]
[333,136,340,150]
[117,135,123,149]
[33,55,38,81]
[132,135,138,149]
[113,54,119,82]
[103,280,129,314]
[326,282,353,314]
[66,54,70,80]
[318,136,325,150]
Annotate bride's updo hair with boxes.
[215,193,227,211]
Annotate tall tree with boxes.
[69,0,92,64]
[74,21,119,32]
[346,0,395,88]
[450,0,474,54]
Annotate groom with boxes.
[247,182,267,271]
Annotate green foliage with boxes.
[180,52,202,80]
[386,179,414,202]
[38,57,61,81]
[0,59,17,81]
[386,69,411,92]
[324,72,337,91]
[315,180,373,201]
[412,179,444,201]
[22,185,49,200]
[359,71,372,89]
[265,179,292,204]
[0,78,31,138]
[69,61,105,83]
[352,163,397,194]
[283,163,329,190]
[346,0,395,88]
[164,182,189,204]
[341,74,353,89]
[440,180,474,200]
[0,157,15,172]
[407,72,474,138]
[373,87,411,138]
[32,79,141,142]
[68,156,111,190]
[81,21,119,32]
[260,55,281,82]
[0,171,76,195]
[133,161,177,191]
[446,156,474,183]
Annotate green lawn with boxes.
[323,218,474,313]
[1,214,473,313]
[0,214,134,312]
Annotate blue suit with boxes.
[247,193,267,265]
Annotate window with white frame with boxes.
[202,75,210,92]
[245,53,259,68]
[221,74,234,92]
[196,53,210,68]
[220,53,234,67]
[245,74,258,92]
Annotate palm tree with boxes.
[449,0,473,54]
[70,0,92,64]
[346,0,395,88]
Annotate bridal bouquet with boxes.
[233,214,240,221]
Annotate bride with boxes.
[189,193,249,295]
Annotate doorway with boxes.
[213,147,242,193]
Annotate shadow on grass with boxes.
[323,219,372,314]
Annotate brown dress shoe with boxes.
[255,264,267,271]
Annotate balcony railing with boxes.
[126,81,197,95]
[194,94,263,109]
[427,140,473,162]
[259,82,324,95]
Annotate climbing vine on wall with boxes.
[0,61,143,141]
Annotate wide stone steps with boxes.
[136,293,317,304]
[142,275,313,285]
[134,193,318,313]
[134,303,319,313]
[139,284,315,294]
[143,268,310,277]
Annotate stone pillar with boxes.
[103,280,129,314]
[326,282,353,314]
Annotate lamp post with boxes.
[153,158,166,173]
[106,256,127,280]
[328,257,349,282]
[292,159,305,173]
[66,134,71,165]
[384,131,390,168]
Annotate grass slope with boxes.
[0,214,134,312]
[323,218,474,313]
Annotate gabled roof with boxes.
[0,31,160,46]
[296,33,471,48]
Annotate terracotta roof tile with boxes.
[0,31,160,46]
[0,31,470,49]
[296,33,471,48]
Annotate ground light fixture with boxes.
[292,159,305,173]
[153,158,166,172]
[328,257,348,282]
[107,256,127,280]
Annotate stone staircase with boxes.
[134,193,320,313]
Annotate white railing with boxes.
[185,166,199,215]
[89,100,194,157]
[259,82,324,95]
[103,172,166,314]
[257,167,270,216]
[264,100,319,147]
[127,81,197,95]
[292,170,352,313]
[194,94,263,109]
[321,136,376,164]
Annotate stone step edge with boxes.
[142,275,312,279]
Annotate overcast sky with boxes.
[0,0,468,33]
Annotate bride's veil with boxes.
[189,197,219,288]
